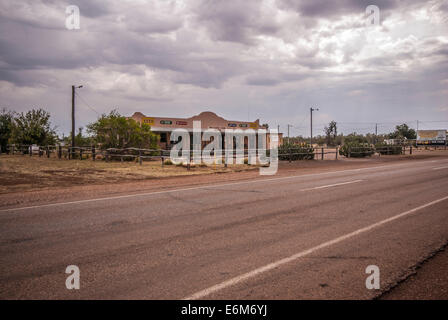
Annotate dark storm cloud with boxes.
[246,71,310,86]
[66,0,111,18]
[277,0,420,18]
[193,0,280,44]
[0,0,247,89]
[0,0,447,136]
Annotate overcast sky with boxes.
[0,0,447,136]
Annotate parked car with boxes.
[31,145,40,155]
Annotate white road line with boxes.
[0,159,444,213]
[183,195,448,300]
[300,179,363,191]
[433,166,448,170]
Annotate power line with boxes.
[75,92,100,115]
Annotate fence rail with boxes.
[2,144,447,166]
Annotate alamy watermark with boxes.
[65,5,80,30]
[365,265,380,289]
[365,5,380,26]
[169,121,278,175]
[65,265,80,289]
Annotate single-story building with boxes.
[130,111,283,150]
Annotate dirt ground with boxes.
[1,149,447,210]
[0,155,258,194]
[379,245,448,300]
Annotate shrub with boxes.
[278,143,314,160]
[164,159,173,165]
[339,143,374,158]
[106,148,136,161]
[375,144,402,155]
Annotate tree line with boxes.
[1,107,419,154]
[288,121,417,147]
[0,108,158,153]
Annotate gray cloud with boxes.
[193,0,281,45]
[0,0,447,135]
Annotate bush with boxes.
[164,159,173,165]
[278,143,314,160]
[339,143,374,158]
[375,144,402,155]
[106,148,136,161]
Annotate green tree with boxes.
[343,132,368,144]
[279,142,314,160]
[62,127,93,146]
[324,120,338,146]
[0,108,14,152]
[388,124,416,140]
[87,110,158,149]
[10,109,56,146]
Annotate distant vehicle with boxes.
[31,145,40,154]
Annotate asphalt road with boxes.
[1,157,448,299]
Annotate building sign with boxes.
[239,123,248,127]
[160,120,173,125]
[228,123,237,127]
[176,121,188,125]
[417,130,447,145]
[142,117,154,124]
[249,122,258,128]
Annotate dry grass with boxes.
[0,155,257,194]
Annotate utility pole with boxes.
[375,123,378,144]
[310,107,319,145]
[71,85,83,150]
[287,124,292,144]
[72,86,75,149]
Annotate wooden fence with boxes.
[2,144,446,165]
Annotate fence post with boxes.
[289,148,292,163]
[139,150,142,165]
[348,147,351,158]
[321,147,324,160]
[335,147,338,160]
[58,145,62,159]
[105,150,109,162]
[46,146,50,158]
[92,146,96,161]
[29,145,32,157]
[80,148,83,160]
